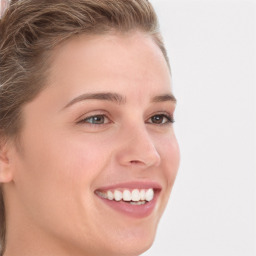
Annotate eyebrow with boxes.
[62,92,176,110]
[152,94,177,103]
[63,92,126,110]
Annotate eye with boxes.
[79,115,110,125]
[147,114,174,125]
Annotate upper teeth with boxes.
[96,188,154,202]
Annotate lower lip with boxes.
[95,191,160,218]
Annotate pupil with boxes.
[92,116,103,124]
[153,115,163,124]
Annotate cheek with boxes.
[13,131,112,236]
[13,132,98,206]
[21,131,107,175]
[60,134,114,180]
[159,133,180,185]
[15,124,117,202]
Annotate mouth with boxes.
[95,188,154,204]
[94,182,161,218]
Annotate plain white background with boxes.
[141,0,256,256]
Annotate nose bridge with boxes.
[116,123,161,168]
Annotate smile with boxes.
[95,188,154,205]
[95,182,161,218]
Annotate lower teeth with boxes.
[129,201,146,205]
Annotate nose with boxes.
[116,126,161,168]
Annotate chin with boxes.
[102,224,157,256]
[105,239,154,256]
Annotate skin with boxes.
[0,31,180,256]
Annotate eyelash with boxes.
[147,113,175,125]
[78,113,175,126]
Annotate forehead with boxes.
[45,31,172,105]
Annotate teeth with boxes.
[145,188,154,201]
[97,188,155,202]
[130,201,146,205]
[97,191,108,199]
[131,189,140,201]
[123,190,132,201]
[114,190,122,201]
[140,189,146,201]
[107,191,114,200]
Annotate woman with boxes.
[0,0,180,255]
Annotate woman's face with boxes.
[9,32,180,256]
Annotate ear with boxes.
[0,137,14,183]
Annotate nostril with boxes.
[129,157,160,167]
[116,131,161,168]
[130,160,141,164]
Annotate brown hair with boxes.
[0,0,169,254]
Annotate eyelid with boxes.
[84,115,110,125]
[75,110,174,128]
[146,111,175,125]
[76,110,112,125]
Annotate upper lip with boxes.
[95,181,162,191]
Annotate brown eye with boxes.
[151,115,165,124]
[148,114,174,125]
